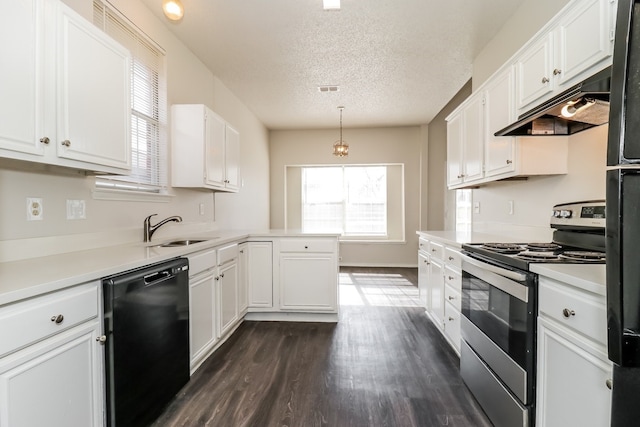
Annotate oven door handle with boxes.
[461,254,529,302]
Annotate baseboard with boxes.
[244,311,338,323]
[339,262,418,268]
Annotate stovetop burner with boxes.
[516,251,560,261]
[481,243,524,254]
[525,243,562,251]
[559,251,606,262]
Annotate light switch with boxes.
[66,199,86,220]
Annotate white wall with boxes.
[472,125,607,238]
[0,0,270,260]
[270,126,423,267]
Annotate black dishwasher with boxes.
[103,257,189,427]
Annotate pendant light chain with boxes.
[333,106,349,157]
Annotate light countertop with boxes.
[0,230,340,307]
[416,230,546,248]
[531,263,606,296]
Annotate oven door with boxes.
[460,253,536,427]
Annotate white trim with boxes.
[92,187,173,203]
[339,239,407,244]
[339,262,418,268]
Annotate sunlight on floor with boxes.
[339,272,421,307]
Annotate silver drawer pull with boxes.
[448,256,455,261]
[448,276,455,280]
[51,314,64,324]
[542,76,550,84]
[96,335,107,343]
[431,248,436,252]
[448,317,455,321]
[562,308,576,318]
[606,379,613,390]
[448,295,455,300]
[61,139,71,147]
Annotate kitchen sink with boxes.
[157,238,218,247]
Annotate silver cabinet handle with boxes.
[240,250,244,253]
[215,276,220,281]
[448,256,455,261]
[304,245,309,249]
[220,273,224,278]
[51,314,64,324]
[541,76,550,84]
[61,140,71,147]
[448,295,455,300]
[40,137,50,145]
[506,159,513,164]
[606,379,613,390]
[448,276,455,280]
[448,317,455,321]
[96,335,107,343]
[553,68,562,75]
[562,308,576,318]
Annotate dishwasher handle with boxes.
[144,270,172,285]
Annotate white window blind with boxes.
[93,1,167,193]
[302,166,387,236]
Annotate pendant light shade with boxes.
[163,0,184,21]
[333,106,349,157]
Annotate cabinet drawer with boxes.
[279,238,336,253]
[444,283,462,311]
[539,278,607,345]
[188,248,216,276]
[427,241,444,260]
[444,265,461,292]
[418,237,429,253]
[0,282,99,357]
[444,246,462,269]
[217,243,239,265]
[444,301,461,352]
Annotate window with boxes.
[93,1,167,195]
[301,166,387,237]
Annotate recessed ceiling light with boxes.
[318,85,340,92]
[323,0,340,11]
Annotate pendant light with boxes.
[332,106,349,157]
[162,0,184,21]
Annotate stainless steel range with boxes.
[459,200,605,427]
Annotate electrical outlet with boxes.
[66,199,86,220]
[27,198,43,221]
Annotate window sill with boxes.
[339,238,407,244]
[92,188,173,203]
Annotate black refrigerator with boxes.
[607,0,640,425]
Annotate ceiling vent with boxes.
[318,85,340,93]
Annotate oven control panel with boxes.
[550,200,605,229]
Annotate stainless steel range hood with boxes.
[495,66,611,136]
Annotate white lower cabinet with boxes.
[238,243,249,315]
[280,254,337,312]
[417,235,463,354]
[536,276,612,426]
[218,253,239,338]
[187,249,218,372]
[247,241,274,309]
[0,281,103,427]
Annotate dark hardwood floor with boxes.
[152,267,491,427]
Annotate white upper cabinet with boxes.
[516,33,555,111]
[446,93,484,188]
[516,0,616,113]
[172,104,240,192]
[56,2,131,170]
[484,66,517,178]
[0,0,131,174]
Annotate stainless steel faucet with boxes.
[144,214,183,242]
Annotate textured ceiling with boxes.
[139,0,526,130]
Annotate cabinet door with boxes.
[205,109,226,188]
[536,319,612,427]
[444,300,461,353]
[219,261,239,337]
[446,112,464,187]
[189,272,216,366]
[0,321,103,427]
[56,2,131,172]
[484,67,517,178]
[555,0,613,89]
[516,33,554,111]
[224,124,240,192]
[418,252,429,308]
[0,0,47,157]
[428,258,444,329]
[238,243,249,315]
[462,95,484,183]
[248,242,274,308]
[279,253,337,311]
